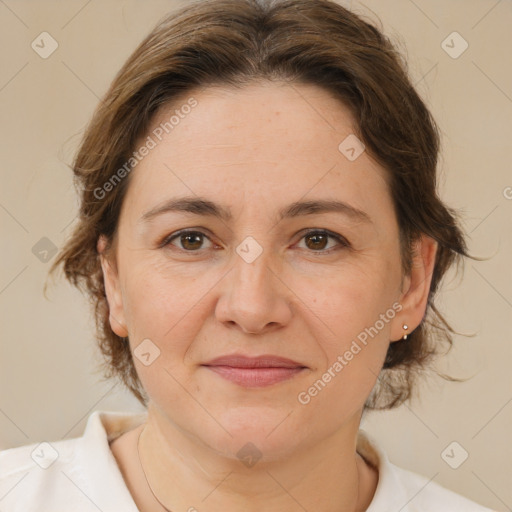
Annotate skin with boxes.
[99,81,437,512]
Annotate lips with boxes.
[203,354,305,369]
[202,354,307,387]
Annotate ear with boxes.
[390,234,438,342]
[97,235,128,338]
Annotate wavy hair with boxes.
[47,0,471,409]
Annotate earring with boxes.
[402,324,408,340]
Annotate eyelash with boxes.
[160,229,350,255]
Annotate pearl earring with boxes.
[402,324,408,340]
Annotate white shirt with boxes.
[0,410,495,512]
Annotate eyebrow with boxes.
[138,196,372,224]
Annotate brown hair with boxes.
[47,0,471,409]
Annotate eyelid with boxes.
[161,227,351,254]
[295,228,350,252]
[160,228,217,250]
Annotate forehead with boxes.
[122,82,391,221]
[148,81,359,156]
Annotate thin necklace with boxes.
[137,426,172,512]
[137,426,361,512]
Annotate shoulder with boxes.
[0,410,146,512]
[357,430,495,512]
[0,436,83,511]
[390,463,495,511]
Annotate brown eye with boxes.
[180,232,204,250]
[297,230,349,253]
[165,230,213,251]
[304,232,329,251]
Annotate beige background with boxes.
[0,0,511,510]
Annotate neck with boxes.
[136,404,377,512]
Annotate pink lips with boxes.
[202,355,307,387]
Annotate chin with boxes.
[204,406,305,462]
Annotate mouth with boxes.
[201,354,308,388]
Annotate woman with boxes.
[0,0,496,510]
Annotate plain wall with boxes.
[0,0,510,510]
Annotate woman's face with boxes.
[100,82,432,460]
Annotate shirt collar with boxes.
[79,410,409,511]
[357,428,409,511]
[77,409,147,511]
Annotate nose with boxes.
[215,246,293,335]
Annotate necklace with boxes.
[137,426,172,512]
[137,426,362,512]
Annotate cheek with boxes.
[121,260,212,408]
[294,277,395,426]
[120,256,217,382]
[290,259,399,412]
[296,258,399,348]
